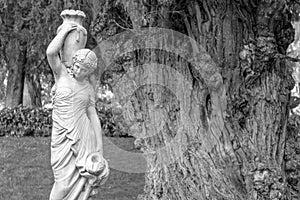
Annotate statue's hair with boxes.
[72,49,98,71]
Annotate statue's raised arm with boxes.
[46,22,78,78]
[46,9,87,79]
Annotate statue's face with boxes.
[71,62,90,81]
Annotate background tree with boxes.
[0,0,95,108]
[91,0,299,199]
[0,0,61,107]
[0,59,7,107]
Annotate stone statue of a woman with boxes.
[46,20,109,200]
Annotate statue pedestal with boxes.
[57,9,87,67]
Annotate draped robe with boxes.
[49,81,101,200]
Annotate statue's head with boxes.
[72,49,98,73]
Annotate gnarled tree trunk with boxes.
[95,0,295,199]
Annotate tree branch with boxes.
[275,53,300,63]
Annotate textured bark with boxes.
[183,1,294,199]
[285,114,300,199]
[5,40,26,107]
[95,0,296,199]
[23,74,42,108]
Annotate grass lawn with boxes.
[0,136,145,200]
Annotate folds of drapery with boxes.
[49,84,102,200]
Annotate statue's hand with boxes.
[97,158,110,185]
[60,22,78,34]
